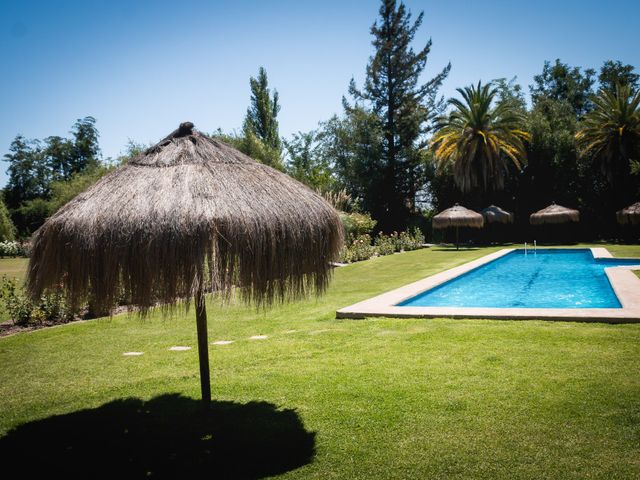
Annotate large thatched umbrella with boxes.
[480,205,513,224]
[617,202,640,225]
[27,122,343,406]
[530,202,580,225]
[432,203,484,250]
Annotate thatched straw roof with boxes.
[432,204,484,229]
[27,122,344,313]
[530,203,579,225]
[481,205,514,224]
[617,202,640,225]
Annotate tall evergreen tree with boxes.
[284,131,334,191]
[530,59,595,117]
[70,116,101,174]
[320,109,384,210]
[43,135,74,182]
[242,67,282,167]
[346,0,449,230]
[3,136,49,210]
[598,60,640,93]
[43,117,101,182]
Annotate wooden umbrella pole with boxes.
[456,226,459,250]
[195,285,211,407]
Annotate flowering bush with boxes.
[0,241,29,258]
[338,228,425,263]
[339,234,376,263]
[374,232,395,256]
[395,228,424,252]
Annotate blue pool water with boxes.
[399,249,640,309]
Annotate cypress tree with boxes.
[243,67,282,159]
[348,0,449,230]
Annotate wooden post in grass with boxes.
[195,286,211,407]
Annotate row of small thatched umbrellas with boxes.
[433,201,640,249]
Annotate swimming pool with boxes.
[336,248,640,322]
[398,249,640,309]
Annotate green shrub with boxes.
[338,228,425,264]
[339,234,376,263]
[338,245,351,264]
[0,276,75,326]
[374,232,395,256]
[395,227,425,251]
[340,212,376,237]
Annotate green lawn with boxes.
[0,257,28,282]
[0,257,29,322]
[1,245,639,479]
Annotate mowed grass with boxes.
[0,256,28,282]
[0,257,29,321]
[0,245,639,478]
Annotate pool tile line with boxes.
[336,248,640,323]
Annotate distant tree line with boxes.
[2,0,639,242]
[1,118,144,238]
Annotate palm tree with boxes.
[575,84,640,185]
[431,82,530,193]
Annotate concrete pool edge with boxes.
[336,247,640,324]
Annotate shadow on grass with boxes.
[432,247,481,252]
[0,393,315,479]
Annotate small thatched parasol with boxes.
[480,205,513,224]
[616,202,640,225]
[530,202,580,225]
[432,203,484,250]
[27,122,344,406]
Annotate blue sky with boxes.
[1,0,639,187]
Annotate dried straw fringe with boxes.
[530,204,579,225]
[432,204,484,229]
[27,126,344,314]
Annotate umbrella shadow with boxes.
[0,393,315,480]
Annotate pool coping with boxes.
[336,247,640,323]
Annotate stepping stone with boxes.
[378,330,398,335]
[309,329,331,335]
[123,351,144,356]
[212,340,234,345]
[169,346,191,351]
[249,335,268,340]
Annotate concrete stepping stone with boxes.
[123,351,144,356]
[309,329,332,335]
[377,330,398,335]
[249,335,268,340]
[169,346,191,351]
[212,340,234,345]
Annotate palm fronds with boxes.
[576,84,640,184]
[431,82,530,192]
